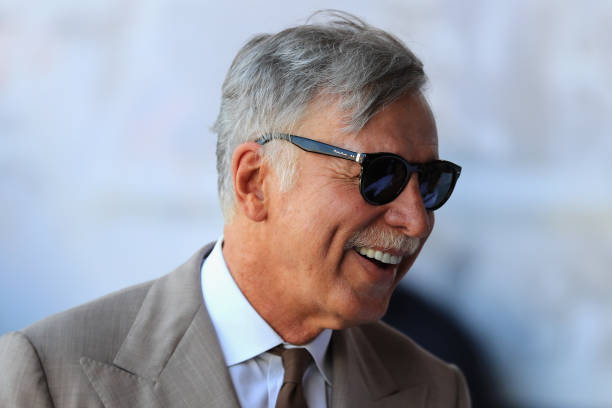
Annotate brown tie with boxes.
[274,347,312,408]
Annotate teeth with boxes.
[357,247,402,265]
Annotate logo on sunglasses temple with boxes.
[332,149,350,157]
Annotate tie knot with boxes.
[277,347,312,383]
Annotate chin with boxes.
[329,290,394,329]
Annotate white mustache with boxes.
[344,226,420,256]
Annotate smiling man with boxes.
[0,11,469,408]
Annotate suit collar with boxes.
[82,243,241,407]
[112,243,215,378]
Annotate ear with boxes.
[231,142,268,222]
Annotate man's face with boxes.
[264,91,438,329]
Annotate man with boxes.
[0,11,469,408]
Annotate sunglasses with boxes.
[256,133,461,210]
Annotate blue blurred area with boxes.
[1,1,611,407]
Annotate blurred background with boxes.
[1,0,610,407]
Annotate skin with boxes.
[223,91,438,345]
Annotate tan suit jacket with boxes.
[0,244,470,407]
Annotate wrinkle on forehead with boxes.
[344,91,439,161]
[292,91,438,159]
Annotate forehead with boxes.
[297,92,439,162]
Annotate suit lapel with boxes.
[79,243,427,408]
[81,244,240,408]
[154,305,239,407]
[330,327,427,408]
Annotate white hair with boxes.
[212,10,427,221]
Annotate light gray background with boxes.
[1,1,611,407]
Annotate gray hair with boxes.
[213,10,426,221]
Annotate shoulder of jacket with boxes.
[20,278,157,362]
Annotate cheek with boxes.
[272,170,369,263]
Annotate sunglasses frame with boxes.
[256,133,461,210]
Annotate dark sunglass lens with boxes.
[362,157,407,204]
[420,168,453,209]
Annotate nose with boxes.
[383,173,434,238]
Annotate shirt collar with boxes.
[201,238,332,383]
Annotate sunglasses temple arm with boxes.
[256,133,365,163]
[256,133,292,144]
[287,135,364,163]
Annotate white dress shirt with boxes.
[201,239,332,408]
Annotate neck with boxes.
[222,223,326,345]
